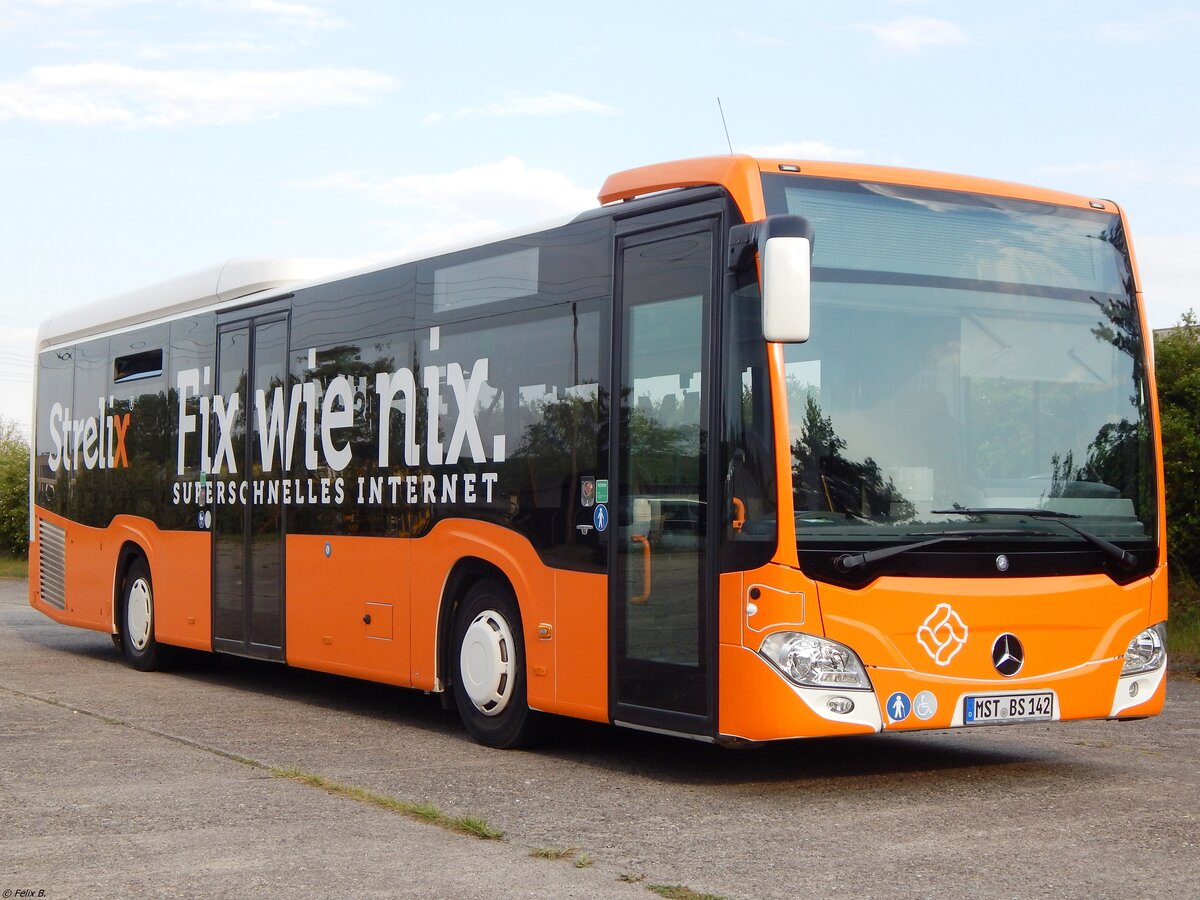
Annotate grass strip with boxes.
[530,847,579,860]
[4,686,506,841]
[648,886,727,900]
[271,766,504,840]
[1167,580,1200,677]
[0,554,28,579]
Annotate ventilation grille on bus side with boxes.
[38,519,67,611]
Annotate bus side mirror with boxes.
[729,215,814,343]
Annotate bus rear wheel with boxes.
[451,579,536,748]
[120,556,165,672]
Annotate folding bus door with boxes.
[611,218,720,736]
[212,314,287,660]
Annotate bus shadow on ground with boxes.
[13,623,466,738]
[20,625,1111,786]
[172,646,1099,787]
[532,714,1090,787]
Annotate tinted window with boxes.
[285,221,612,571]
[34,346,74,515]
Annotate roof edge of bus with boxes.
[754,157,1112,211]
[598,155,766,217]
[36,257,358,351]
[35,212,592,351]
[598,155,1114,214]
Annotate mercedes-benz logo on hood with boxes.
[992,634,1024,676]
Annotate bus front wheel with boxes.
[451,579,536,748]
[120,556,165,672]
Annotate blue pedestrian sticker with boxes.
[593,504,609,533]
[886,691,911,722]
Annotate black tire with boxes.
[451,579,537,748]
[119,556,166,672]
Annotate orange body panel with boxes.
[141,526,211,650]
[29,509,117,631]
[718,644,876,741]
[716,556,1163,739]
[31,507,608,719]
[284,533,412,685]
[551,568,608,723]
[284,524,609,719]
[766,343,800,570]
[818,574,1151,679]
[407,520,554,698]
[720,562,866,741]
[820,573,1156,729]
[29,508,211,650]
[1149,564,1168,624]
[404,519,608,720]
[717,571,744,647]
[599,156,767,221]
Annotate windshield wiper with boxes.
[832,529,1040,574]
[930,506,1138,570]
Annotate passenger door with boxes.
[611,217,720,735]
[212,313,288,660]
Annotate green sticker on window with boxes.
[595,480,608,504]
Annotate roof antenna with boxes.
[717,96,734,155]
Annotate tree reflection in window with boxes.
[791,396,900,520]
[508,389,606,548]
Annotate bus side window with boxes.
[721,275,776,566]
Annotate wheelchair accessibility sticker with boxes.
[913,690,938,720]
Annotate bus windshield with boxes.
[761,174,1156,549]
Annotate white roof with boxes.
[35,209,586,353]
[36,257,355,351]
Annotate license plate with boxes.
[963,692,1054,725]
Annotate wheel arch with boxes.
[112,538,152,637]
[435,557,521,696]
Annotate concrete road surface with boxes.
[2,577,1197,899]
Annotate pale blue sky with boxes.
[2,0,1198,429]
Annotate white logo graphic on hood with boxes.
[916,603,969,666]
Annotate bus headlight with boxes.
[1121,622,1167,676]
[759,632,872,690]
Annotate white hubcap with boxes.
[127,577,152,651]
[459,610,515,716]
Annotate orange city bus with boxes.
[28,155,1167,747]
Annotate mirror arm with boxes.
[727,223,759,272]
[727,216,815,271]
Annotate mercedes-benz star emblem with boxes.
[992,633,1024,676]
